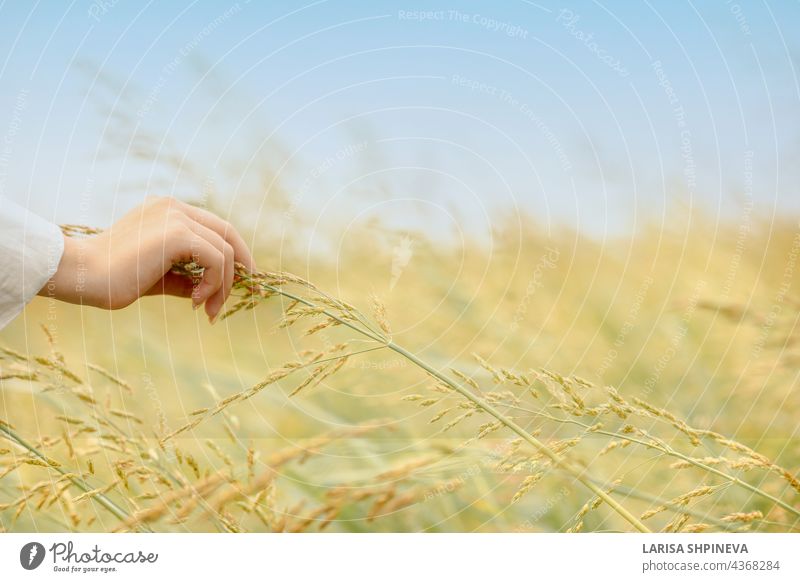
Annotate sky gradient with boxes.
[1,0,798,237]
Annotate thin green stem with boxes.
[383,341,651,532]
[245,280,651,531]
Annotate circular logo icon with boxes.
[20,542,46,570]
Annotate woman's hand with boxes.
[40,197,256,323]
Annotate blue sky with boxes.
[1,0,798,236]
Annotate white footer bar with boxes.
[1,533,797,581]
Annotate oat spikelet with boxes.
[720,510,763,523]
[73,480,120,503]
[511,471,544,503]
[114,473,228,531]
[450,368,480,391]
[472,353,501,383]
[370,294,392,336]
[109,409,143,424]
[401,394,425,402]
[159,417,203,445]
[87,363,133,393]
[477,421,503,439]
[641,485,716,520]
[568,480,618,532]
[683,523,711,533]
[429,406,457,423]
[33,357,83,384]
[442,411,474,432]
[663,509,691,533]
[289,355,349,397]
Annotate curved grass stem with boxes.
[384,341,651,533]
[250,279,651,532]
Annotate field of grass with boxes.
[1,195,799,532]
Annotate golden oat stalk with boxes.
[220,264,652,532]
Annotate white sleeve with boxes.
[0,197,64,330]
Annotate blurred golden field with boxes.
[1,190,799,532]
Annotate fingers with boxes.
[146,196,254,322]
[188,221,235,322]
[168,228,230,322]
[173,200,256,272]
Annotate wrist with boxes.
[39,235,106,307]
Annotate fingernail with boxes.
[209,312,219,325]
[193,301,201,311]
